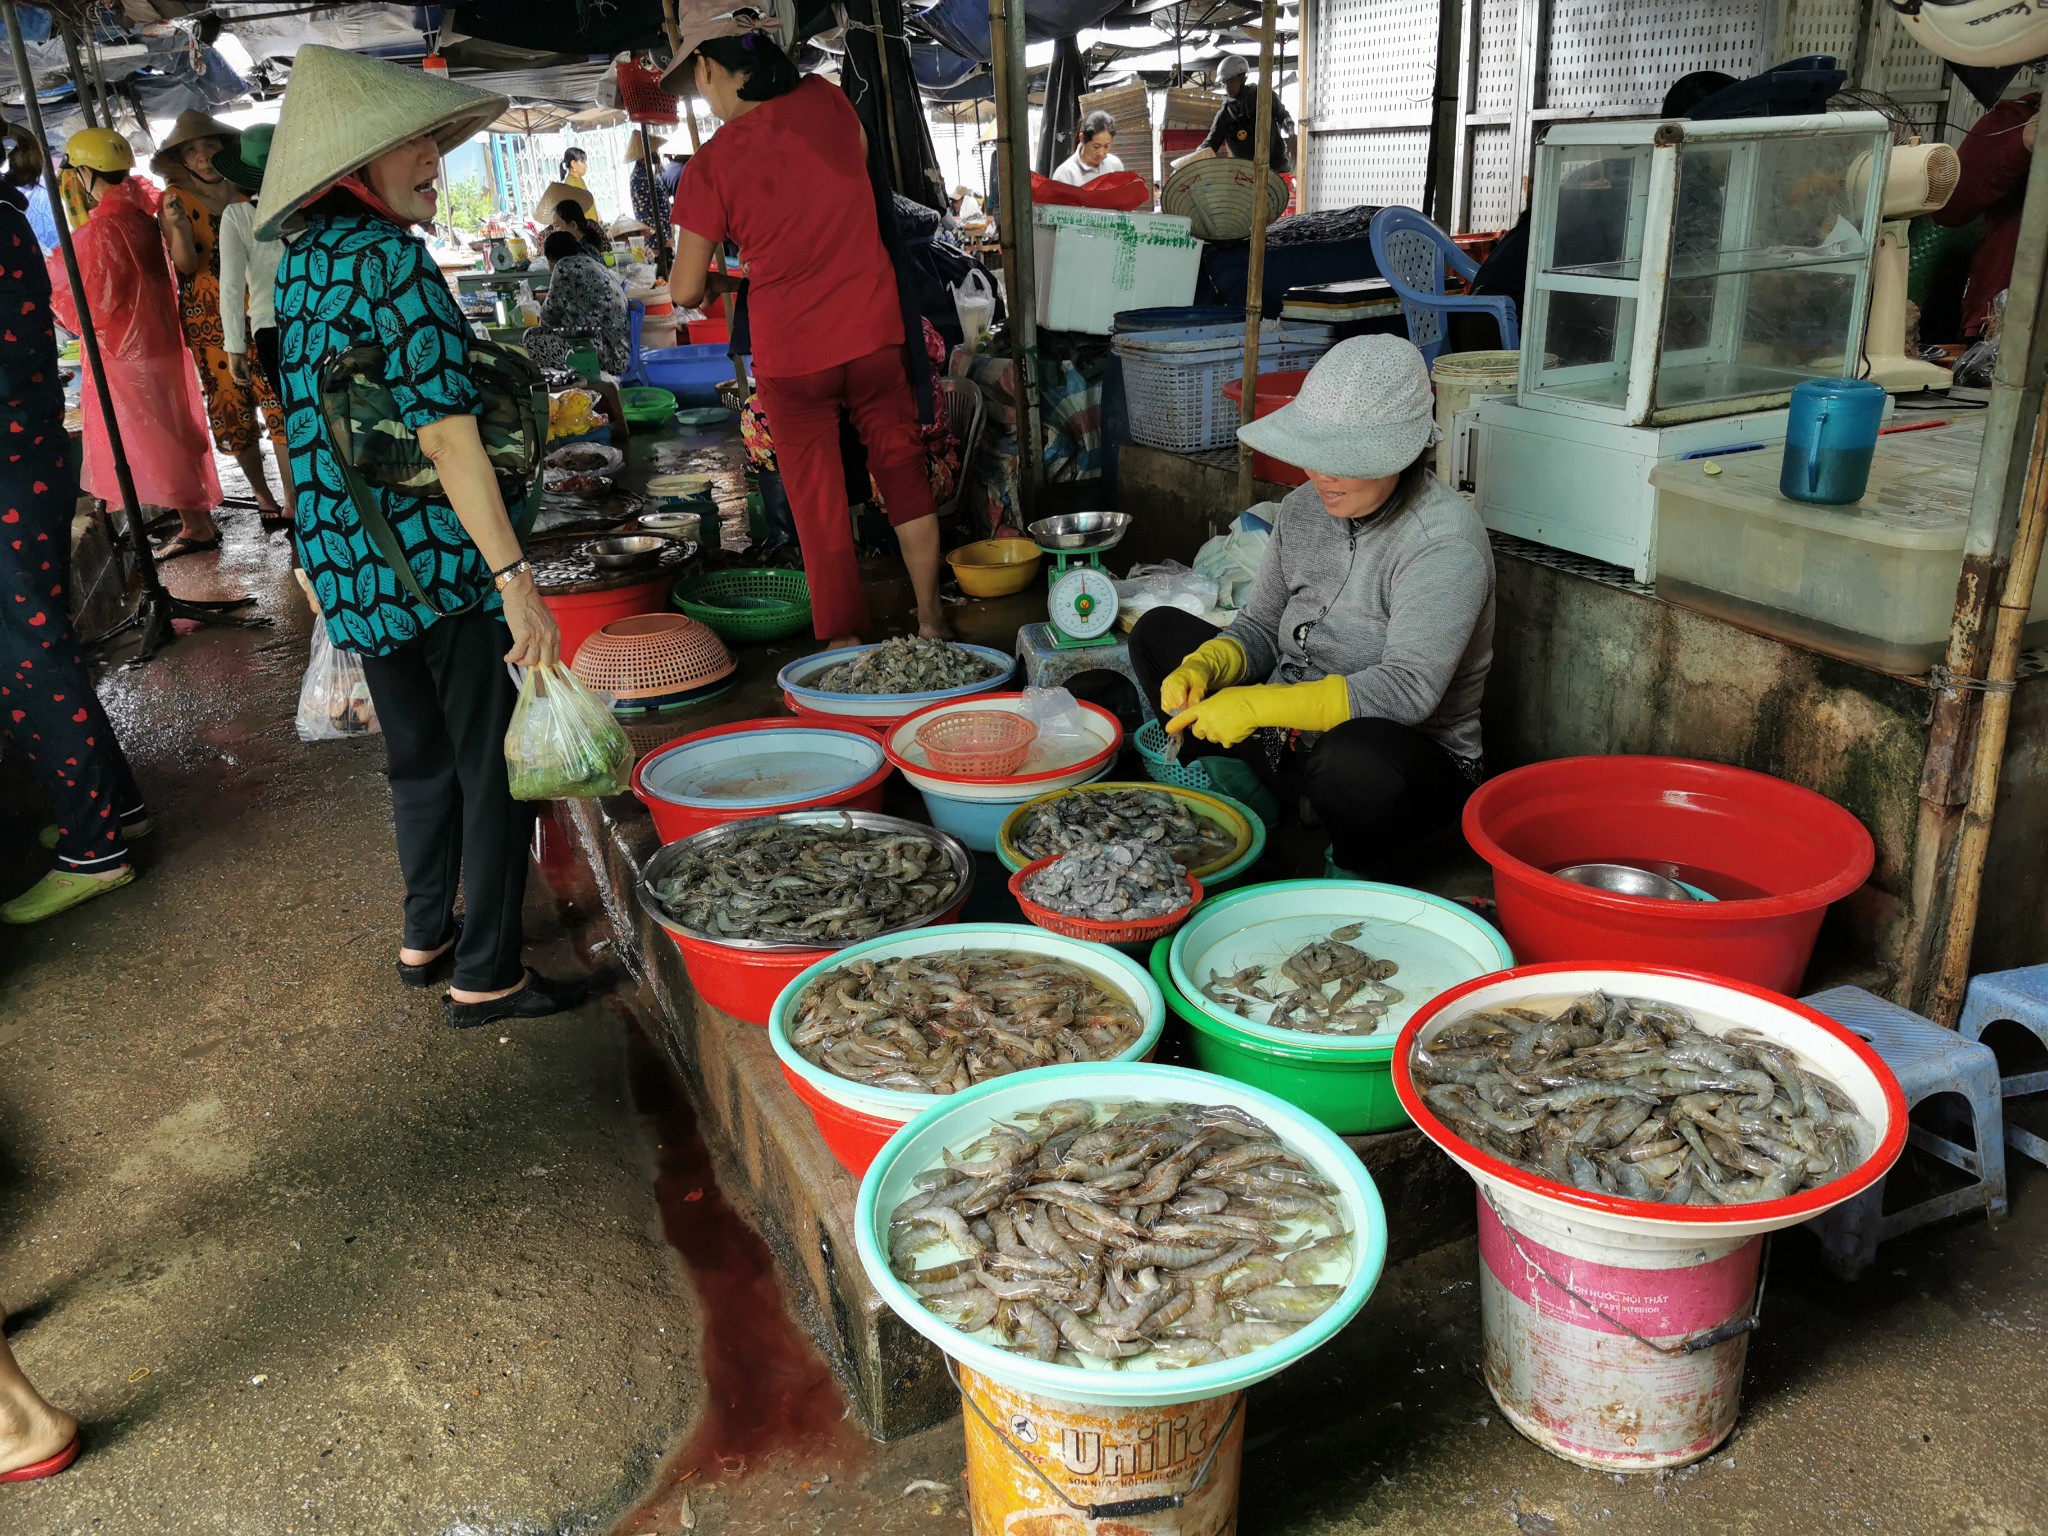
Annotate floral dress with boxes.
[275,211,500,656]
[164,185,287,461]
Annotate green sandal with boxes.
[2,867,136,924]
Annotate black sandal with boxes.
[396,921,462,989]
[443,969,590,1030]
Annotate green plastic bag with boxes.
[504,663,633,801]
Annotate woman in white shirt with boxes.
[1052,110,1123,186]
[213,124,294,512]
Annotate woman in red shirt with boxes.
[666,16,947,645]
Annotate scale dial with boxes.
[1048,565,1119,641]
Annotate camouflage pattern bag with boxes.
[317,339,550,607]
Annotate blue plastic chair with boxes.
[1368,206,1519,368]
[621,299,651,388]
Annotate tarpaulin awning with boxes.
[911,0,1127,66]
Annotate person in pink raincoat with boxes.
[46,127,221,557]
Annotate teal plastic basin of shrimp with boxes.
[1151,879,1513,1135]
[853,1061,1388,1408]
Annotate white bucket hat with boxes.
[1237,334,1440,479]
[256,45,507,240]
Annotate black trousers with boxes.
[1129,607,1475,878]
[357,610,532,992]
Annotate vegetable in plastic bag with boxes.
[296,625,379,742]
[504,663,634,801]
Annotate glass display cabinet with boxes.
[1517,113,1895,427]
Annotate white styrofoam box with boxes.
[1032,206,1202,335]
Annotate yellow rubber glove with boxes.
[1166,674,1352,749]
[1159,637,1247,714]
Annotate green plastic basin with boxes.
[1150,878,1513,1135]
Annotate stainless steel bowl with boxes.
[589,534,672,570]
[636,510,703,534]
[1553,862,1695,902]
[1028,511,1132,554]
[636,809,976,951]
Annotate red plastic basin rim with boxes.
[1461,755,1876,924]
[1391,961,1909,1227]
[630,716,888,812]
[886,693,1124,787]
[1008,855,1201,935]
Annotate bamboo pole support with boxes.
[988,0,1042,522]
[1925,388,2048,1024]
[1234,0,1281,508]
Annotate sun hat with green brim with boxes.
[1235,333,1442,480]
[213,123,273,195]
[255,45,506,241]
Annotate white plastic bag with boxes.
[1019,686,1099,757]
[952,269,996,352]
[1194,513,1274,611]
[1114,562,1221,622]
[296,626,379,742]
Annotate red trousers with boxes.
[755,344,936,638]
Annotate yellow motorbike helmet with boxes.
[64,127,134,173]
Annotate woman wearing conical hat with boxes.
[262,46,584,1030]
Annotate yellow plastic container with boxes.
[958,1364,1245,1534]
[948,537,1043,597]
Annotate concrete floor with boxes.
[4,469,2046,1535]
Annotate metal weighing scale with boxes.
[1027,511,1132,650]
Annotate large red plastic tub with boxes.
[781,1064,904,1176]
[1462,756,1875,994]
[631,718,890,845]
[544,576,670,666]
[1224,369,1310,487]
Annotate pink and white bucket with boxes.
[1396,964,1907,1472]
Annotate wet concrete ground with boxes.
[4,458,2045,1534]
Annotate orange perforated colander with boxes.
[571,613,735,701]
[913,710,1038,777]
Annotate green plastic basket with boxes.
[1133,717,1215,791]
[671,567,813,642]
[621,386,677,429]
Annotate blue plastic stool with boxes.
[1959,964,2048,1168]
[620,300,651,388]
[1015,621,1143,705]
[1800,986,2007,1280]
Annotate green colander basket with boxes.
[621,386,678,429]
[1134,717,1215,791]
[670,567,813,643]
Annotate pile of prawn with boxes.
[1410,992,1871,1205]
[889,1099,1353,1368]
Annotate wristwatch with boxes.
[491,557,533,591]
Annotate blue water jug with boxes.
[1780,378,1885,505]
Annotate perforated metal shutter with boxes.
[1305,0,1442,211]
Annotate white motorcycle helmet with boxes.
[1890,0,2048,69]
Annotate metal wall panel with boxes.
[1540,0,1766,116]
[1304,0,1441,212]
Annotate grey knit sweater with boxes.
[1222,472,1495,761]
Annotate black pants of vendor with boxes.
[1129,608,1474,878]
[358,610,532,993]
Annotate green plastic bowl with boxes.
[675,405,732,428]
[1151,878,1513,1135]
[621,386,678,428]
[671,567,813,642]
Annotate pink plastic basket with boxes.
[913,710,1038,777]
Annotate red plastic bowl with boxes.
[1462,756,1875,994]
[631,717,890,845]
[1224,370,1310,487]
[781,1064,907,1176]
[1009,855,1203,946]
[656,889,968,1026]
[544,575,672,666]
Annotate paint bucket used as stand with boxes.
[1477,1188,1763,1470]
[1396,964,1907,1474]
[956,1362,1245,1535]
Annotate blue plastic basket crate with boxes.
[1113,320,1333,453]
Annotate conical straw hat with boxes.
[257,45,506,240]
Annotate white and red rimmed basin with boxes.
[1393,963,1907,1240]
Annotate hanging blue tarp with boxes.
[911,37,981,94]
[911,0,1124,65]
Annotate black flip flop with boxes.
[153,534,222,562]
[396,920,463,988]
